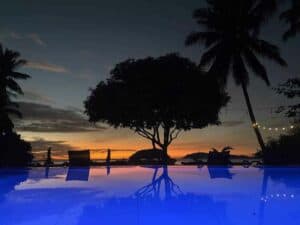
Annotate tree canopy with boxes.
[85,53,229,156]
[275,78,300,120]
[280,0,300,40]
[0,44,33,166]
[0,132,33,166]
[0,44,30,133]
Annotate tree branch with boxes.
[135,127,164,148]
[155,125,161,144]
[168,128,182,144]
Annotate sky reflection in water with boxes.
[0,166,299,225]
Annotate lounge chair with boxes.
[66,167,90,181]
[68,150,91,166]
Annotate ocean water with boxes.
[0,166,299,225]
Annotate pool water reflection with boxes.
[0,166,299,225]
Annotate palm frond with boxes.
[249,38,287,66]
[222,146,233,151]
[7,78,24,95]
[5,107,22,118]
[232,54,249,86]
[243,48,270,85]
[199,42,222,66]
[9,71,31,80]
[193,8,213,20]
[282,23,300,41]
[280,0,300,41]
[185,31,220,47]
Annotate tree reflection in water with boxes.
[135,165,182,200]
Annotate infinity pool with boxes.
[0,166,299,225]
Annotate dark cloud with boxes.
[30,138,76,159]
[30,138,136,160]
[31,138,75,152]
[21,89,54,104]
[14,102,106,133]
[221,120,245,127]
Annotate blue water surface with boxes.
[0,166,299,225]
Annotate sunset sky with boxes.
[1,0,299,160]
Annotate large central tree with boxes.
[85,54,229,159]
[185,0,287,152]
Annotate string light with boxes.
[261,193,295,203]
[252,122,296,132]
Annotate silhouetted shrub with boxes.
[207,147,232,165]
[263,126,300,164]
[128,149,176,165]
[0,132,33,167]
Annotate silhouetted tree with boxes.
[275,78,300,120]
[280,0,300,40]
[0,44,32,166]
[263,126,300,164]
[185,0,287,152]
[0,44,30,133]
[0,132,33,166]
[85,54,229,160]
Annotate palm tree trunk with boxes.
[241,83,266,152]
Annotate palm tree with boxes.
[0,44,30,133]
[185,0,287,152]
[280,0,300,40]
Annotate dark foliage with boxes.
[183,152,209,160]
[128,149,176,165]
[0,44,30,133]
[263,126,300,164]
[275,78,300,119]
[85,53,229,156]
[207,146,232,165]
[0,132,33,167]
[280,0,300,40]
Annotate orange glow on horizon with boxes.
[35,141,256,161]
[22,127,259,161]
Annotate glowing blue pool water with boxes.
[0,166,299,225]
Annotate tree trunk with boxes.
[162,127,170,164]
[152,139,156,149]
[241,83,266,152]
